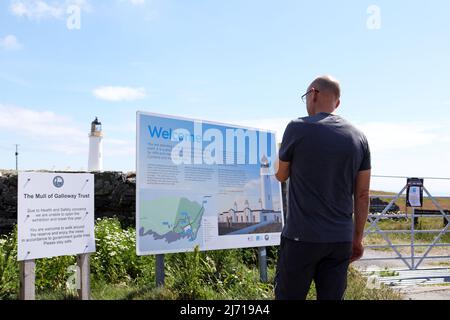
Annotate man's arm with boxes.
[351,169,371,263]
[275,158,290,183]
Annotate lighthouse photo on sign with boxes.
[217,155,283,236]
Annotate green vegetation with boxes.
[379,268,400,277]
[0,217,401,300]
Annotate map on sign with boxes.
[139,196,208,243]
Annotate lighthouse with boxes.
[88,117,103,171]
[260,155,273,210]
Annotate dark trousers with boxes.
[274,236,352,300]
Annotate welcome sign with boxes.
[136,111,284,255]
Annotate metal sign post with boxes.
[258,247,268,283]
[77,253,90,300]
[156,254,165,287]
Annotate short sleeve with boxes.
[278,121,297,162]
[359,135,371,171]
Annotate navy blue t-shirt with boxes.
[279,112,371,243]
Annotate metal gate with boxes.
[361,177,450,270]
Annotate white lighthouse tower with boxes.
[88,117,103,171]
[260,155,273,210]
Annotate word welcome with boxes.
[148,123,277,168]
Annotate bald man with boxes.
[274,76,371,300]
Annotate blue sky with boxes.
[1,0,450,194]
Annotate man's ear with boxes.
[335,99,341,109]
[313,92,319,103]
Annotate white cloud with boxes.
[10,0,64,19]
[9,0,91,20]
[225,116,450,192]
[0,104,86,155]
[0,104,138,171]
[120,0,146,6]
[230,117,446,153]
[0,35,23,51]
[103,138,135,157]
[354,121,440,152]
[0,104,83,138]
[93,86,146,102]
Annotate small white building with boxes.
[219,206,281,225]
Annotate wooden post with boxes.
[19,259,35,300]
[77,254,90,300]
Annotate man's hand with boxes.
[350,240,364,263]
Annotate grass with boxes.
[378,268,400,277]
[420,283,450,287]
[32,266,402,300]
[430,261,450,267]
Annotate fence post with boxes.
[77,253,90,300]
[156,254,165,287]
[258,247,268,283]
[19,259,35,300]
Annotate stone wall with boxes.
[0,171,17,235]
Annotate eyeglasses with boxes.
[301,88,319,103]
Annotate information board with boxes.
[136,112,284,255]
[17,172,96,261]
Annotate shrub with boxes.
[0,228,19,299]
[91,217,153,284]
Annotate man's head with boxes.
[304,75,341,116]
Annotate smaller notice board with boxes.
[17,172,96,261]
[406,178,424,208]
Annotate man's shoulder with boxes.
[287,117,307,127]
[292,117,307,123]
[334,115,367,138]
[283,118,301,131]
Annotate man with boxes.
[274,75,371,300]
